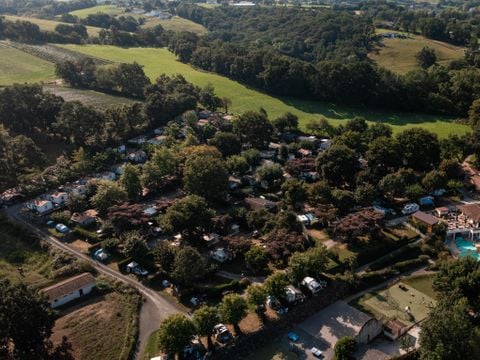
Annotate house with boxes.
[197,109,212,119]
[298,148,313,158]
[41,272,95,308]
[299,171,319,182]
[228,176,242,190]
[126,149,147,163]
[245,197,278,212]
[71,209,98,227]
[230,223,240,235]
[43,191,69,205]
[383,319,408,340]
[297,135,320,147]
[458,204,480,228]
[26,199,53,214]
[127,135,147,145]
[411,211,440,233]
[111,163,125,176]
[297,213,317,227]
[143,206,158,217]
[115,144,126,153]
[260,150,276,160]
[435,207,450,218]
[319,138,332,151]
[210,248,232,263]
[64,182,87,197]
[148,135,167,146]
[203,233,221,247]
[0,188,24,205]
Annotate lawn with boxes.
[402,273,437,299]
[369,33,464,74]
[44,84,136,108]
[0,45,55,85]
[51,290,140,360]
[69,4,124,18]
[60,45,471,138]
[3,15,101,36]
[141,16,207,34]
[351,281,436,326]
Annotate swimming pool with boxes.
[455,237,480,261]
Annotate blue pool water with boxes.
[455,237,480,261]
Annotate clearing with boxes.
[370,31,464,74]
[69,4,125,18]
[3,14,102,36]
[141,16,207,34]
[0,44,55,85]
[51,290,140,360]
[351,280,436,326]
[44,85,136,108]
[60,45,471,138]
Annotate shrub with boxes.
[74,226,99,243]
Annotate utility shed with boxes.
[41,272,95,308]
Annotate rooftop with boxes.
[41,273,95,302]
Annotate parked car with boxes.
[310,347,323,358]
[93,248,109,262]
[287,332,299,342]
[55,223,70,233]
[401,203,419,215]
[126,261,148,276]
[213,324,233,344]
[301,276,323,295]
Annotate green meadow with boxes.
[61,45,470,137]
[69,4,124,18]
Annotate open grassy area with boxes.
[44,85,136,108]
[0,46,55,86]
[402,273,437,299]
[351,281,436,326]
[60,45,471,138]
[69,4,124,18]
[3,14,101,36]
[141,16,207,34]
[51,290,140,360]
[369,33,464,74]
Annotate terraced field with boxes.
[61,44,471,138]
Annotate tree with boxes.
[245,246,269,274]
[219,294,248,335]
[208,132,242,157]
[422,170,447,193]
[242,148,261,167]
[396,128,440,171]
[305,117,336,138]
[226,155,250,175]
[468,99,480,127]
[281,178,307,207]
[121,231,148,260]
[307,180,332,205]
[110,62,150,98]
[141,146,178,190]
[419,296,474,360]
[331,189,355,214]
[172,246,206,287]
[416,47,437,68]
[317,144,358,186]
[272,112,298,133]
[288,246,329,284]
[221,97,232,113]
[246,284,267,313]
[120,163,142,200]
[334,336,357,360]
[153,242,177,273]
[107,203,149,232]
[160,195,214,243]
[233,111,273,149]
[264,272,289,299]
[193,305,219,350]
[354,183,376,206]
[157,314,195,358]
[379,173,406,199]
[183,146,229,201]
[0,279,73,359]
[91,180,128,214]
[199,83,222,111]
[365,137,401,177]
[405,183,425,200]
[256,163,284,189]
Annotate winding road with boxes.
[4,204,184,359]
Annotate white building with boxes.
[26,199,53,214]
[43,191,69,205]
[41,272,95,308]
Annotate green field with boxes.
[44,85,136,108]
[141,16,207,34]
[352,281,436,326]
[69,4,124,18]
[403,273,437,299]
[60,45,471,137]
[0,46,55,85]
[369,33,464,74]
[3,14,101,36]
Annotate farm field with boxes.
[0,45,55,85]
[44,85,136,108]
[60,45,471,138]
[69,4,124,18]
[351,280,436,326]
[141,16,207,34]
[51,291,140,360]
[3,14,102,36]
[369,33,464,74]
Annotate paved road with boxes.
[4,204,183,360]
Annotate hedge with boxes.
[366,245,422,272]
[392,256,429,272]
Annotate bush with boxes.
[334,336,357,360]
[50,210,72,225]
[73,226,99,243]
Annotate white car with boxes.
[311,347,323,358]
[401,203,419,215]
[55,223,70,233]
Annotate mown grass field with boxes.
[69,4,124,18]
[0,46,55,85]
[369,32,464,74]
[141,16,207,34]
[3,14,101,36]
[44,85,136,108]
[61,44,471,137]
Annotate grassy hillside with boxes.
[0,45,55,85]
[370,31,464,74]
[141,16,207,34]
[3,14,101,36]
[69,4,124,18]
[61,44,470,137]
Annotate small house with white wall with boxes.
[43,191,69,205]
[41,272,95,308]
[26,199,53,214]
